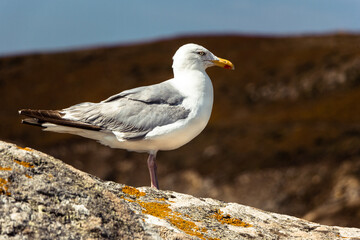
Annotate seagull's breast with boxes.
[143,71,214,151]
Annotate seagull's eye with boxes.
[197,51,206,56]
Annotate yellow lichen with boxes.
[139,200,206,239]
[211,210,252,227]
[16,146,33,151]
[154,197,174,203]
[13,159,34,168]
[121,186,146,198]
[0,166,12,171]
[120,187,228,239]
[0,178,11,196]
[336,233,351,239]
[154,197,167,201]
[121,197,135,203]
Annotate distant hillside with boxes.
[1,34,360,227]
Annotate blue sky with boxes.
[0,0,359,56]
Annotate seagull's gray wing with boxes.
[63,81,190,140]
[101,81,185,105]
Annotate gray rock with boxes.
[0,140,359,240]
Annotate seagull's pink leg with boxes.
[147,152,159,189]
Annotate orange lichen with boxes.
[121,186,146,198]
[211,210,252,227]
[154,197,175,203]
[121,197,134,203]
[0,178,11,196]
[336,233,351,239]
[154,197,167,201]
[13,159,34,168]
[16,146,32,151]
[25,174,32,178]
[0,166,12,171]
[139,200,207,239]
[120,187,224,239]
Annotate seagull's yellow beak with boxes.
[212,57,235,70]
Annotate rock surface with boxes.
[0,140,359,240]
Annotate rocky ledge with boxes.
[0,140,359,240]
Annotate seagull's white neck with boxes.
[172,68,210,93]
[170,68,214,118]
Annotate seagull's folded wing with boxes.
[63,81,190,140]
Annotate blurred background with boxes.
[1,0,360,227]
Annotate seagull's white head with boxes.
[172,43,235,72]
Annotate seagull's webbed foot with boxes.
[147,152,159,189]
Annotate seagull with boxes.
[19,43,234,189]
